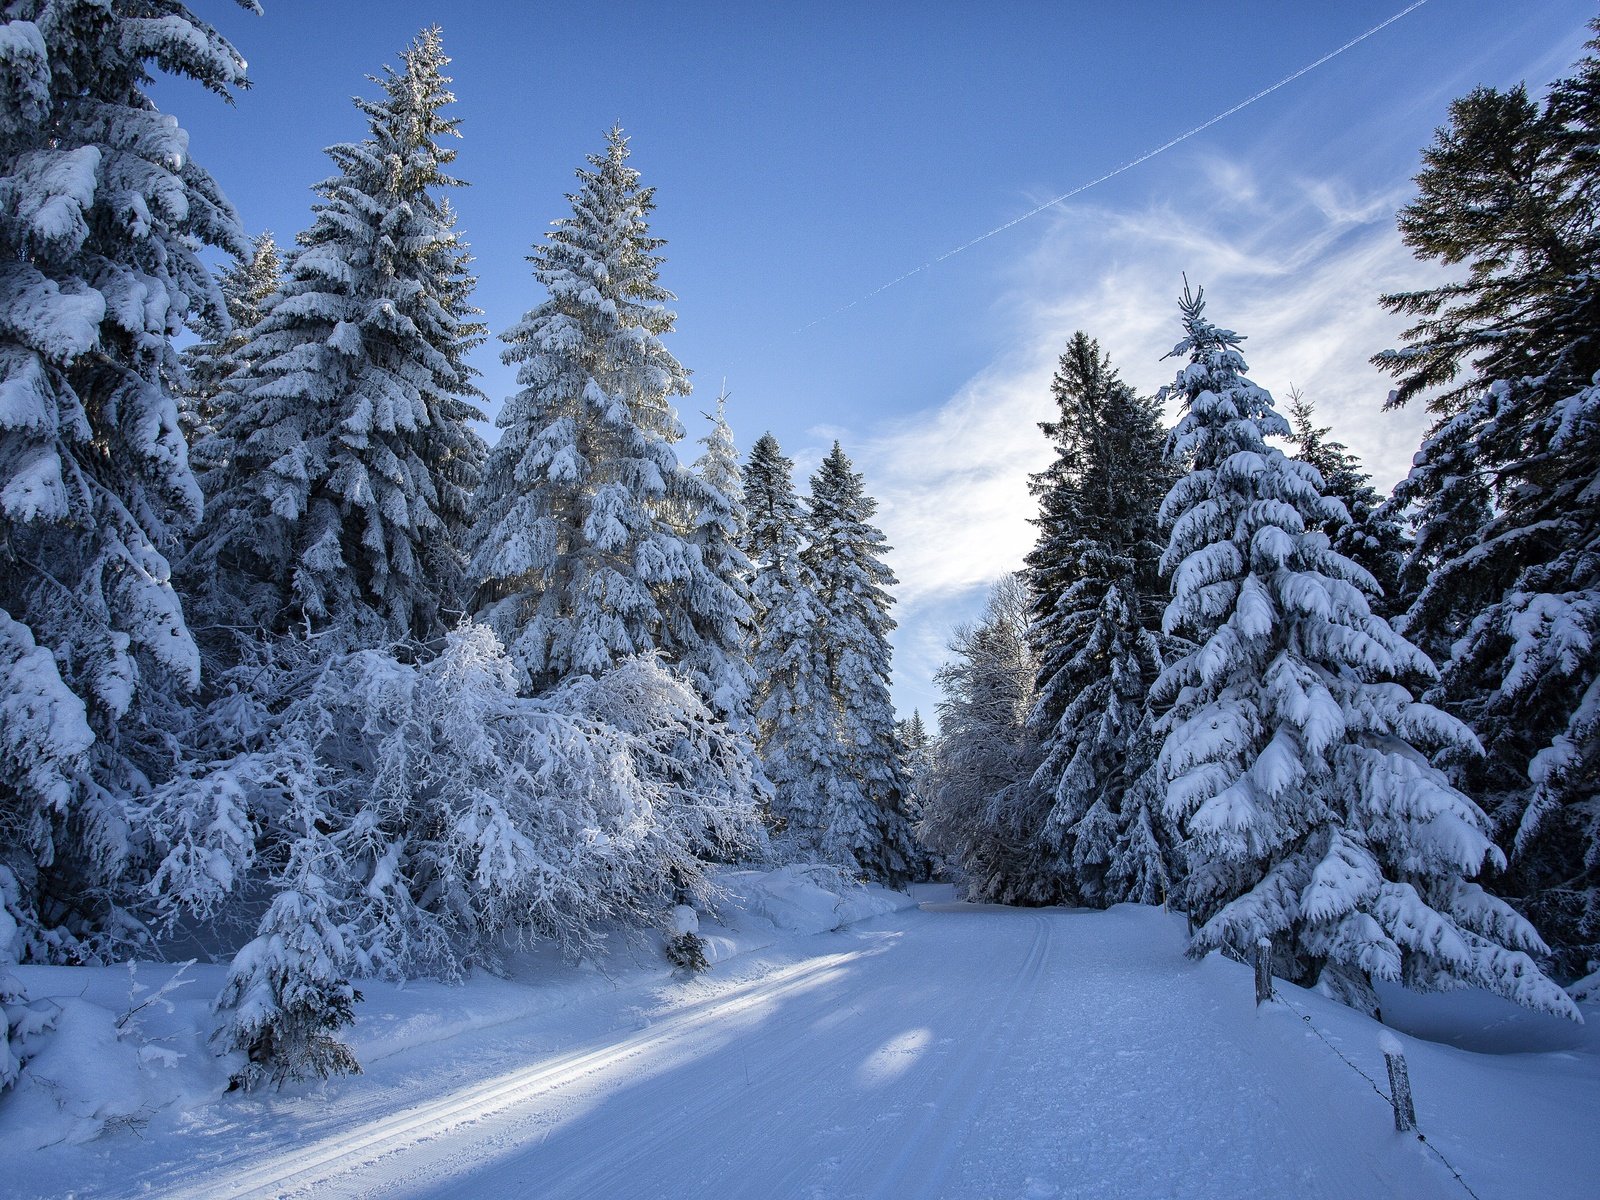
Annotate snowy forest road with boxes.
[141,901,1537,1200]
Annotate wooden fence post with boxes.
[1379,1031,1417,1132]
[1254,937,1272,1006]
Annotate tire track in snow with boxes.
[516,910,1055,1200]
[486,969,876,1200]
[149,946,878,1200]
[858,912,1053,1199]
[138,904,1477,1200]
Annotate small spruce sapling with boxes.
[664,905,709,971]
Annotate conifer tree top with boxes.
[531,124,678,318]
[472,126,737,691]
[1161,284,1294,483]
[194,24,486,643]
[806,441,895,619]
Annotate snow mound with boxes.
[0,964,221,1150]
[1570,969,1600,1003]
[668,904,698,937]
[711,864,916,939]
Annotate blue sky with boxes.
[163,0,1597,723]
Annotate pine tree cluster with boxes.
[925,281,1582,1021]
[923,20,1600,1020]
[0,19,917,1092]
[743,436,921,885]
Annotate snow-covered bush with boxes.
[213,795,364,1092]
[163,627,764,1085]
[547,654,768,884]
[333,630,764,973]
[1,867,54,1093]
[664,905,708,971]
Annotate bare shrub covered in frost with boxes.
[149,625,764,1086]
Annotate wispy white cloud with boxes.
[846,157,1451,719]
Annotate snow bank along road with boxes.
[83,899,1600,1199]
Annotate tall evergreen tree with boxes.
[1376,23,1600,972]
[742,432,800,567]
[804,442,920,884]
[1024,333,1178,907]
[894,710,935,824]
[1285,389,1405,621]
[742,433,840,857]
[1156,286,1574,1019]
[180,231,282,456]
[194,28,486,645]
[684,387,757,729]
[471,127,745,697]
[921,575,1047,902]
[0,0,253,966]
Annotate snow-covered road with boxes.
[48,895,1599,1200]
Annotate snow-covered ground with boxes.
[2,879,1595,1199]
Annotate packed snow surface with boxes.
[3,883,1596,1199]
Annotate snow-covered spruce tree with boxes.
[894,710,935,825]
[0,1,254,962]
[921,575,1049,902]
[1024,332,1178,908]
[683,387,758,732]
[179,230,281,456]
[472,127,746,706]
[212,739,362,1092]
[194,28,486,646]
[741,433,843,856]
[1155,286,1576,1019]
[1373,26,1600,974]
[1285,389,1405,623]
[803,442,922,885]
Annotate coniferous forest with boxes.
[923,23,1600,1023]
[1,2,1597,1130]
